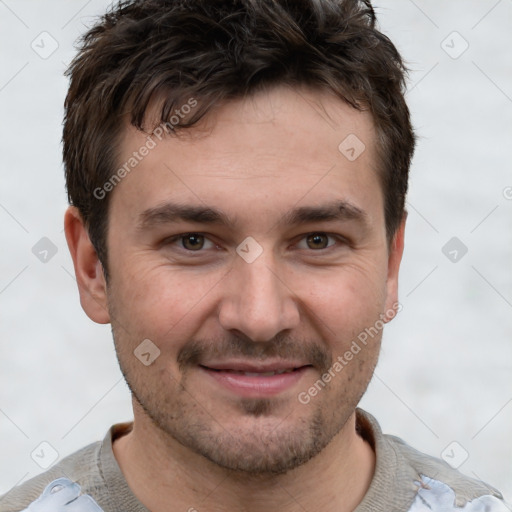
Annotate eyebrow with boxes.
[137,199,368,232]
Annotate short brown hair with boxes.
[63,0,416,276]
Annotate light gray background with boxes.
[1,0,511,503]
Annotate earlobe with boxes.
[64,206,111,324]
[383,214,406,322]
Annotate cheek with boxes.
[110,260,227,339]
[297,262,388,349]
[303,260,387,311]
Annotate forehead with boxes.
[111,85,381,230]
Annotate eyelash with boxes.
[163,232,347,254]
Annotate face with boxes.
[97,85,403,475]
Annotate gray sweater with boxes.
[0,409,508,511]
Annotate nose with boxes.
[218,251,300,342]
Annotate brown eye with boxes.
[181,233,205,251]
[163,232,216,254]
[305,233,330,250]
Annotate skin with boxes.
[65,84,405,512]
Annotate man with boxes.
[1,0,509,511]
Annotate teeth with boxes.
[210,368,297,375]
[242,369,295,376]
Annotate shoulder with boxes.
[355,408,509,512]
[387,434,509,511]
[0,441,105,512]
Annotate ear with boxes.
[64,206,110,324]
[383,213,406,322]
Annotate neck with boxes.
[113,407,375,512]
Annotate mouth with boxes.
[198,363,313,397]
[202,367,299,376]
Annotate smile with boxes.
[199,364,312,397]
[207,368,297,376]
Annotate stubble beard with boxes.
[108,295,380,477]
[116,350,377,478]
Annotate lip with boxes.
[199,362,312,398]
[201,359,311,373]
